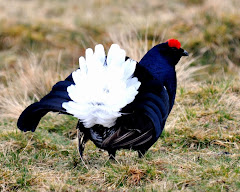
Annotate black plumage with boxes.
[17,39,188,159]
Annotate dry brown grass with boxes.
[0,0,240,191]
[0,53,71,120]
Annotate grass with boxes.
[0,0,240,191]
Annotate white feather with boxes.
[62,44,141,128]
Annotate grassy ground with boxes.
[0,0,240,191]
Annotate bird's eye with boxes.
[170,47,178,52]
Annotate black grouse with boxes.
[17,39,188,159]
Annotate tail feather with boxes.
[17,80,73,132]
[62,44,141,128]
[17,44,141,131]
[94,44,105,64]
[107,44,126,67]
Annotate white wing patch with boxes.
[62,44,141,128]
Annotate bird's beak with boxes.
[182,50,189,56]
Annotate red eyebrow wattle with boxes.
[167,39,181,49]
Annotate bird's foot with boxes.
[108,150,116,161]
[138,150,146,158]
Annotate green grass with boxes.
[1,78,239,191]
[0,0,240,191]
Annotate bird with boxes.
[17,39,188,159]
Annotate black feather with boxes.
[17,41,188,159]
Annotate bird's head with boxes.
[156,39,188,66]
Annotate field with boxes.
[0,0,240,191]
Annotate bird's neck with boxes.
[138,46,176,83]
[138,47,177,111]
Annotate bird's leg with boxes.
[138,149,146,158]
[77,129,85,157]
[77,121,89,158]
[108,149,116,161]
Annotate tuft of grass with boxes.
[0,0,240,191]
[0,53,71,120]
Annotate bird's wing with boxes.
[99,111,154,150]
[98,78,170,150]
[17,76,74,132]
[83,61,171,152]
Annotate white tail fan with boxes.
[62,44,141,128]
